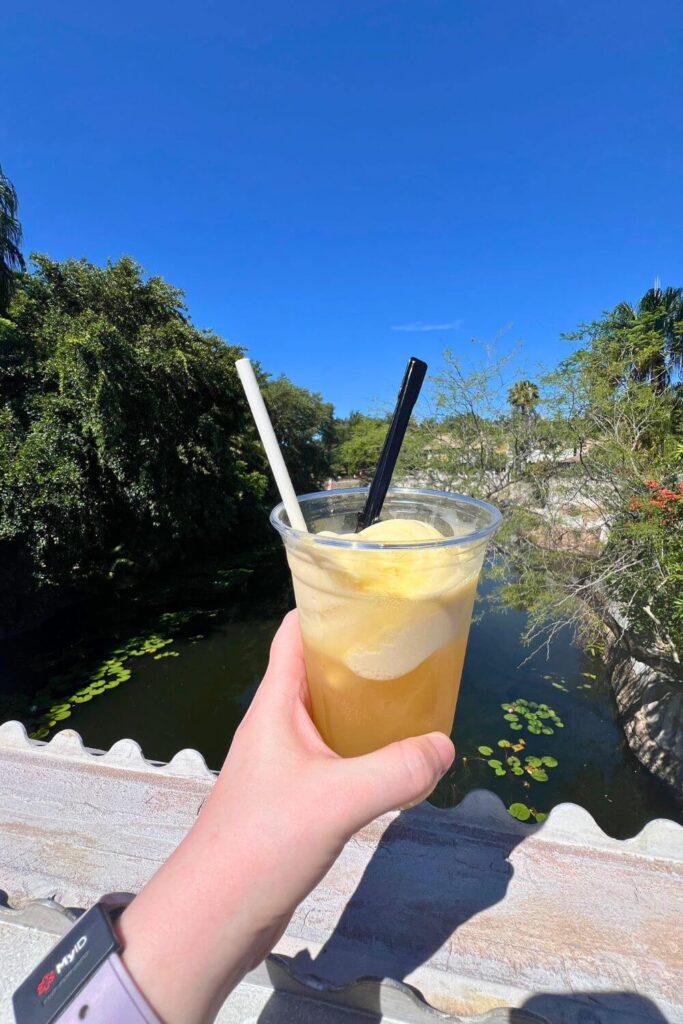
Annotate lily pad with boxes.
[487,759,503,769]
[509,722,523,731]
[508,803,531,821]
[525,756,542,767]
[497,739,511,748]
[478,745,494,756]
[541,756,558,767]
[503,713,518,722]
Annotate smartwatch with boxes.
[13,894,161,1023]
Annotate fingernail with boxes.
[427,732,455,776]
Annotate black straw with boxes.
[356,356,428,531]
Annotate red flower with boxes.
[645,480,660,489]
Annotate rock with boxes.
[609,647,683,804]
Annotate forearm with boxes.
[116,817,290,1024]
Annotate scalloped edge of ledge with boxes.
[1,719,681,860]
[0,719,215,780]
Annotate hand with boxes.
[117,610,455,1024]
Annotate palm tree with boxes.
[0,164,25,316]
[614,283,683,390]
[507,380,540,417]
[638,283,683,373]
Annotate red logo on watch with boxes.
[36,970,57,997]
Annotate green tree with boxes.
[262,376,335,494]
[583,285,683,393]
[502,293,683,666]
[0,164,25,316]
[507,380,540,417]
[335,415,389,479]
[0,255,332,628]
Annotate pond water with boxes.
[0,553,680,839]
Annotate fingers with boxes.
[335,732,455,834]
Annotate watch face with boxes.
[13,904,121,1024]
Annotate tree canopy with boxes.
[0,255,334,627]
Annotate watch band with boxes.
[13,894,161,1024]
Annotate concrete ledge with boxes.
[1,721,681,1023]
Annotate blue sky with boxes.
[2,1,682,415]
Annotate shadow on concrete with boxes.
[520,990,670,1024]
[257,806,528,1021]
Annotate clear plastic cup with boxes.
[271,487,501,757]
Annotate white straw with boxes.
[235,358,308,532]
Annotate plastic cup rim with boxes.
[270,486,502,551]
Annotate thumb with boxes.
[335,732,455,835]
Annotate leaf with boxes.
[508,756,521,767]
[529,769,549,782]
[541,727,554,735]
[508,803,531,821]
[512,766,524,775]
[525,756,542,767]
[494,768,506,776]
[478,745,494,756]
[534,811,548,822]
[497,739,511,748]
[487,759,503,769]
[541,756,558,767]
[509,722,523,731]
[503,713,518,722]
